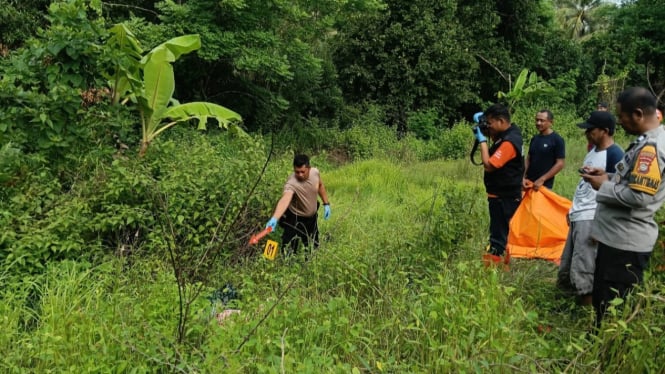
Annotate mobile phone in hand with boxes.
[578,168,587,174]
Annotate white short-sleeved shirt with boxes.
[569,145,623,222]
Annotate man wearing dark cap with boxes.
[583,87,665,326]
[557,111,623,306]
[587,103,610,151]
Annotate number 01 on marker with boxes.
[263,240,278,260]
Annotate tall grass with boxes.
[2,149,664,371]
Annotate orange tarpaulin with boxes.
[507,188,572,264]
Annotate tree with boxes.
[580,0,665,105]
[554,0,604,40]
[0,0,51,51]
[125,0,378,131]
[0,0,110,157]
[613,0,665,103]
[334,0,485,130]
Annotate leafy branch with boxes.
[105,24,243,156]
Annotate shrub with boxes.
[420,179,486,256]
[395,122,473,162]
[272,116,340,155]
[337,122,399,161]
[407,108,439,140]
[0,128,274,275]
[435,123,474,160]
[141,130,272,262]
[398,134,441,162]
[0,169,97,273]
[0,142,22,187]
[0,0,111,159]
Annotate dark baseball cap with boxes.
[577,111,616,133]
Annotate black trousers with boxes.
[279,209,319,254]
[592,242,651,327]
[487,195,522,256]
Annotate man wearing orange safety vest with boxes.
[472,104,524,260]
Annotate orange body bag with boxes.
[507,188,572,264]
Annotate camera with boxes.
[473,114,490,136]
[470,112,490,166]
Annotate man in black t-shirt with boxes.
[523,109,566,190]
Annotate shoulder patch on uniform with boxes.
[628,144,661,195]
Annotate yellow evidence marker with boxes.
[263,240,279,260]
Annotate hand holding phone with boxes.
[578,167,587,174]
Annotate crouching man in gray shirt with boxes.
[582,87,665,327]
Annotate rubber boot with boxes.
[482,253,503,268]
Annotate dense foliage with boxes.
[2,155,665,371]
[1,0,665,371]
[1,0,662,144]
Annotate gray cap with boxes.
[577,111,616,132]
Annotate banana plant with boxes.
[106,24,143,105]
[497,68,553,111]
[106,25,242,156]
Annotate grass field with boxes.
[2,135,665,372]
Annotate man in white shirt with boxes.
[557,111,623,306]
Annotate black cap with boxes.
[577,111,616,133]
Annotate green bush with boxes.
[422,179,486,253]
[407,108,439,140]
[0,142,22,186]
[0,170,94,273]
[272,116,340,155]
[436,123,474,160]
[0,0,112,159]
[0,0,51,49]
[0,128,275,275]
[263,102,478,165]
[337,122,399,161]
[395,122,473,162]
[142,130,273,261]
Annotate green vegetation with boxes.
[1,0,665,372]
[104,26,242,156]
[2,142,665,371]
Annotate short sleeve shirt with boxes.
[489,141,518,169]
[284,167,320,217]
[569,144,624,222]
[526,132,565,188]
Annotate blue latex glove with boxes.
[323,205,331,220]
[473,111,484,123]
[474,126,487,143]
[265,217,278,231]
